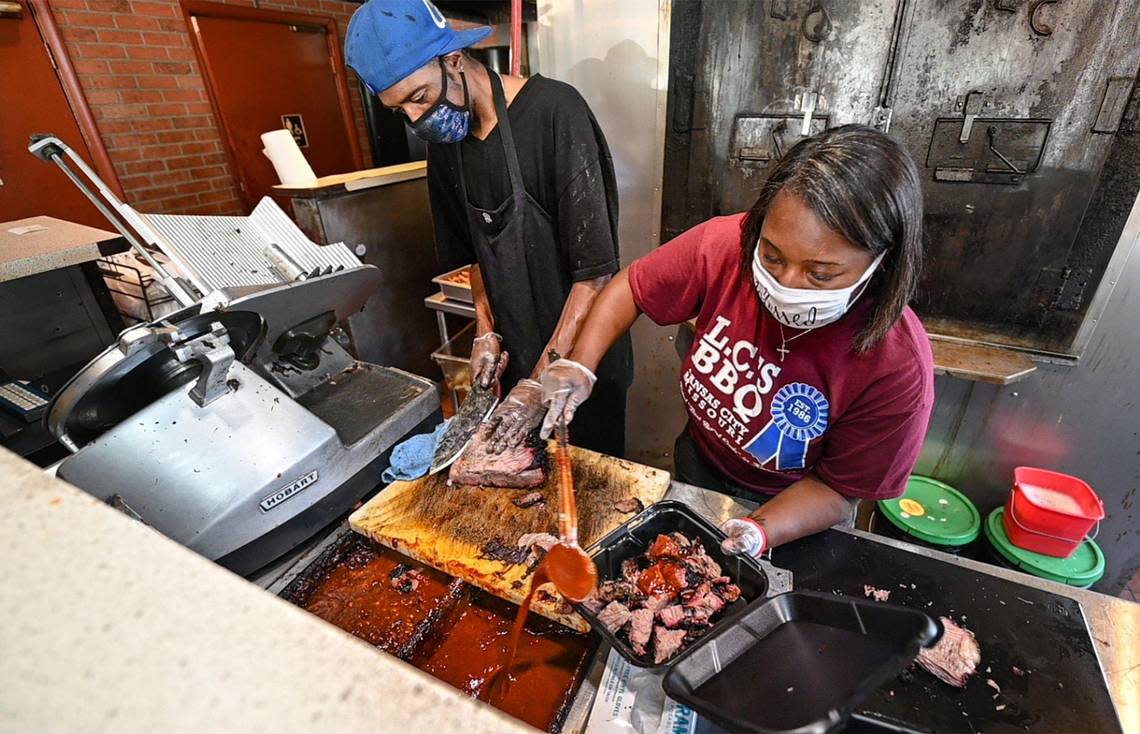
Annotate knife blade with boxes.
[428,382,499,474]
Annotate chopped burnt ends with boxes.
[581,532,742,664]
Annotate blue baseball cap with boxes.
[346,0,492,95]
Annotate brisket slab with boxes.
[917,617,981,688]
[449,425,548,488]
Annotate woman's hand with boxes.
[720,518,768,557]
[539,359,597,438]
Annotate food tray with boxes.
[573,500,769,670]
[663,591,940,734]
[432,264,474,303]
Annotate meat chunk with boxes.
[648,533,684,560]
[621,558,641,585]
[713,577,741,603]
[594,579,638,604]
[684,549,723,580]
[645,593,675,614]
[516,532,558,553]
[511,491,545,509]
[637,562,687,596]
[597,601,632,634]
[480,537,530,565]
[388,565,424,594]
[449,425,547,488]
[917,617,981,688]
[614,497,645,514]
[629,608,654,654]
[653,626,688,664]
[659,604,687,629]
[682,582,712,609]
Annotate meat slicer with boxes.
[29,135,438,575]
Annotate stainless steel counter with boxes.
[662,480,1140,734]
[259,479,1139,734]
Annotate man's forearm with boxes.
[529,274,612,378]
[749,474,857,548]
[470,265,495,336]
[567,268,640,373]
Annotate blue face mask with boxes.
[408,57,471,144]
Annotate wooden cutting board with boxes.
[349,446,670,632]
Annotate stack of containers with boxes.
[985,466,1106,588]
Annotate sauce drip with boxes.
[491,422,600,698]
[492,543,598,701]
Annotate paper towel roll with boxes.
[261,129,317,186]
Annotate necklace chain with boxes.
[776,323,811,362]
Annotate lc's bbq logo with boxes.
[682,315,782,443]
[682,315,829,470]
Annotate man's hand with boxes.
[720,518,768,558]
[470,332,506,389]
[539,359,597,438]
[486,379,546,453]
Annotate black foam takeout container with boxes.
[573,500,770,670]
[663,591,941,734]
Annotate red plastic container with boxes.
[1003,467,1104,558]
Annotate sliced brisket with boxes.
[449,425,547,488]
[511,491,546,508]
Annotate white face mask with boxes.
[751,243,885,330]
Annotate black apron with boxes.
[455,72,631,455]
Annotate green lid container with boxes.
[984,507,1105,588]
[877,475,981,547]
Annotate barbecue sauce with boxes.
[492,543,597,703]
[636,560,689,596]
[293,539,593,732]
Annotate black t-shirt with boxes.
[426,74,632,386]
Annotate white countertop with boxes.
[0,216,124,282]
[0,447,533,734]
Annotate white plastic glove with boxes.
[720,517,768,558]
[485,379,546,453]
[470,332,505,389]
[539,358,597,439]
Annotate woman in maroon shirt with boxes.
[538,125,934,557]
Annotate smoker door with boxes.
[663,0,900,242]
[663,0,1140,357]
[887,1,1140,355]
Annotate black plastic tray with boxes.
[573,500,769,670]
[662,591,940,734]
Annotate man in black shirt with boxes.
[346,0,632,457]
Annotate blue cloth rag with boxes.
[381,419,451,483]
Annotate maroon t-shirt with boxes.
[629,214,934,500]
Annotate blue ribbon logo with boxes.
[745,383,829,470]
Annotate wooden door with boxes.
[184,1,363,211]
[0,2,121,228]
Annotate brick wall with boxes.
[50,0,373,216]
